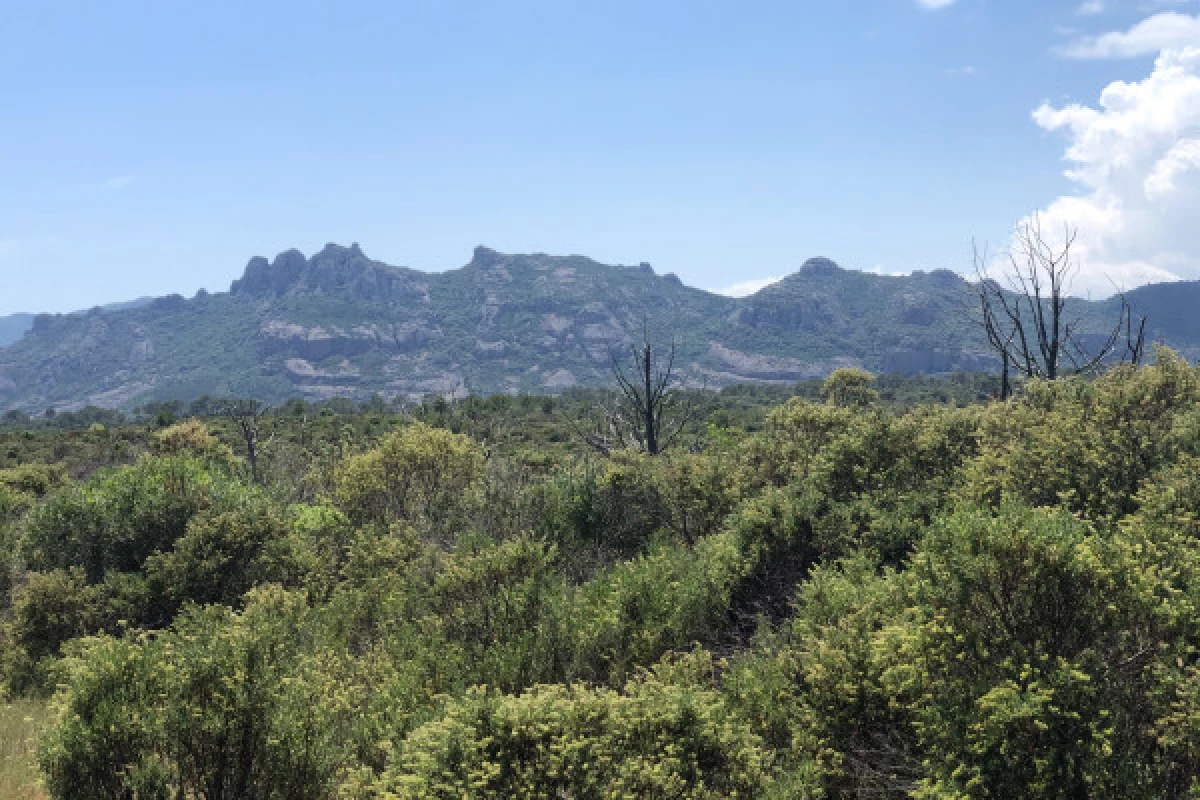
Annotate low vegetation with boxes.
[0,698,49,799]
[3,358,1200,797]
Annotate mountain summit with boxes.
[1,245,1198,411]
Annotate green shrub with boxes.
[2,569,104,695]
[349,665,773,799]
[569,531,750,684]
[331,422,485,534]
[40,587,355,800]
[22,455,244,582]
[143,500,297,617]
[0,463,68,498]
[960,348,1200,523]
[906,505,1195,799]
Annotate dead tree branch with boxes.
[972,216,1146,398]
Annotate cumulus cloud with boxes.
[711,276,782,297]
[1062,12,1200,59]
[1020,45,1200,295]
[916,0,956,9]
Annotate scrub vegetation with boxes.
[4,357,1200,798]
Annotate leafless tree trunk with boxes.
[218,398,272,483]
[573,328,699,456]
[973,216,1146,399]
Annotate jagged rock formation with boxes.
[1,244,1197,411]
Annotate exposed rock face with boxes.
[798,256,841,276]
[540,314,572,335]
[707,342,860,381]
[129,339,155,363]
[259,321,377,360]
[541,368,577,389]
[232,244,429,305]
[283,358,361,385]
[476,340,509,358]
[6,242,1195,412]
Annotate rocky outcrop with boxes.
[541,368,578,389]
[259,321,377,360]
[10,242,1199,412]
[283,358,361,385]
[232,244,429,305]
[476,340,508,358]
[707,342,854,382]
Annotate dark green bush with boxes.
[23,455,245,582]
[40,587,355,800]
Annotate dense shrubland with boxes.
[3,358,1200,797]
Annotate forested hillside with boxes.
[2,356,1200,797]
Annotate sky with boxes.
[2,0,1199,314]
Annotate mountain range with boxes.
[0,298,154,349]
[2,243,1199,412]
[0,314,35,350]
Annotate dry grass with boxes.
[0,698,50,800]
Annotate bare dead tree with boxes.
[218,398,273,483]
[973,216,1146,399]
[573,328,700,456]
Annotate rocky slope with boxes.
[1,244,1196,411]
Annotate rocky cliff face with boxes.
[231,243,431,305]
[1,245,1195,411]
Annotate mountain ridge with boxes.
[2,244,1198,412]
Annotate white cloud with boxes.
[1062,12,1200,58]
[1077,1,1105,15]
[711,276,782,297]
[1020,44,1200,295]
[916,0,956,9]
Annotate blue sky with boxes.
[1,0,1197,314]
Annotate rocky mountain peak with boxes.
[469,245,506,269]
[231,244,406,300]
[230,250,307,297]
[799,257,842,276]
[10,242,1200,413]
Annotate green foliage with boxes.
[349,660,773,799]
[12,353,1200,799]
[40,587,355,800]
[22,455,244,582]
[143,500,297,615]
[904,505,1196,798]
[0,463,68,498]
[821,367,879,408]
[332,422,484,532]
[960,347,1200,523]
[149,417,235,462]
[535,450,738,571]
[38,635,171,799]
[2,569,106,696]
[425,535,567,691]
[726,553,916,794]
